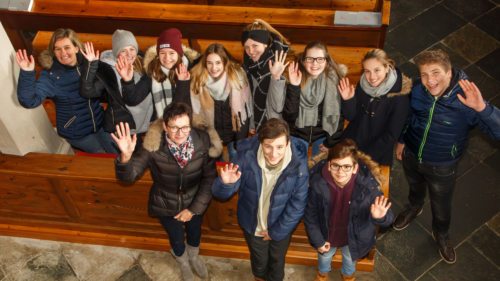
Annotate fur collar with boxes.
[143,45,201,71]
[387,73,412,98]
[37,50,83,70]
[142,118,164,152]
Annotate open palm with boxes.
[116,55,134,82]
[370,195,391,219]
[81,42,100,62]
[15,49,35,71]
[220,163,241,184]
[269,50,289,80]
[338,77,355,100]
[110,122,137,163]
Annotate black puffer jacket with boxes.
[115,119,217,217]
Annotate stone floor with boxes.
[1,0,499,280]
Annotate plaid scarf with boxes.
[166,135,194,168]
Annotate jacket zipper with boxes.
[417,96,438,163]
[77,65,97,132]
[111,106,115,126]
[308,126,313,146]
[177,165,184,212]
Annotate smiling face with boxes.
[53,38,79,66]
[206,53,225,79]
[304,47,327,79]
[362,58,389,87]
[261,135,288,166]
[244,38,267,63]
[158,48,179,70]
[328,156,358,188]
[163,114,191,146]
[118,46,138,64]
[419,63,452,97]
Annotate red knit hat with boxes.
[156,28,183,57]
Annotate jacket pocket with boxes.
[63,115,77,129]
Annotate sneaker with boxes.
[432,232,457,264]
[392,206,423,231]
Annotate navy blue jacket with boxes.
[304,160,394,261]
[402,69,500,164]
[17,52,103,140]
[212,135,309,241]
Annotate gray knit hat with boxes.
[112,29,139,58]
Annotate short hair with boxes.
[162,102,193,125]
[414,49,451,72]
[258,118,290,143]
[328,138,359,164]
[48,28,82,58]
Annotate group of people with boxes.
[15,17,500,281]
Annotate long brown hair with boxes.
[147,52,182,85]
[191,43,247,94]
[328,139,383,185]
[297,41,344,86]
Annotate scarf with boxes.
[166,134,194,169]
[360,67,398,98]
[296,71,341,136]
[151,66,173,118]
[244,35,289,130]
[206,72,230,101]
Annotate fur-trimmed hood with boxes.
[38,49,84,70]
[142,118,164,152]
[143,45,201,71]
[387,72,412,98]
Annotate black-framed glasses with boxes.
[304,57,326,64]
[330,163,353,172]
[168,125,191,133]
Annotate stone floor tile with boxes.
[413,4,466,40]
[0,266,4,280]
[389,159,409,205]
[283,263,316,281]
[383,43,408,67]
[388,0,439,30]
[387,20,439,59]
[474,7,500,41]
[463,64,500,102]
[416,273,439,281]
[443,24,499,63]
[138,250,185,281]
[428,42,470,69]
[487,213,500,235]
[354,251,408,281]
[469,225,500,266]
[484,150,500,175]
[455,151,475,178]
[377,221,439,280]
[444,0,495,21]
[476,48,500,82]
[429,242,500,281]
[8,251,78,281]
[465,130,498,163]
[62,244,137,281]
[397,61,419,80]
[116,265,152,281]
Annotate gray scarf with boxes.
[360,67,398,98]
[151,66,172,118]
[296,72,341,135]
[206,72,230,101]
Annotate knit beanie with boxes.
[112,29,138,58]
[157,28,183,57]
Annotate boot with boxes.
[186,244,208,279]
[340,273,356,281]
[171,249,194,281]
[314,271,328,281]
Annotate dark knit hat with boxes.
[157,28,183,57]
[112,29,138,58]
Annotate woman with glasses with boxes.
[113,102,216,281]
[282,41,347,157]
[304,138,393,281]
[338,49,411,166]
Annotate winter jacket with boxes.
[402,69,500,164]
[80,58,136,133]
[17,51,104,140]
[212,135,309,241]
[342,69,411,165]
[304,160,394,261]
[115,119,217,217]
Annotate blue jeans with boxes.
[227,141,238,162]
[67,128,118,153]
[296,137,326,158]
[318,245,356,276]
[159,215,203,256]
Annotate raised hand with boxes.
[115,55,134,82]
[317,242,331,254]
[220,163,241,184]
[110,122,137,163]
[338,77,355,100]
[370,195,391,219]
[15,49,35,71]
[269,50,289,80]
[458,80,486,112]
[175,63,190,81]
[81,42,100,62]
[288,61,302,86]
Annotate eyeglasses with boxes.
[330,163,353,172]
[167,125,191,133]
[304,57,326,64]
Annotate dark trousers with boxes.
[402,150,458,236]
[159,215,203,256]
[244,231,292,281]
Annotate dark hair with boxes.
[413,49,451,72]
[297,41,344,85]
[258,118,290,144]
[162,102,193,125]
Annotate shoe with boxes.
[432,232,456,264]
[186,244,208,279]
[314,271,328,281]
[340,273,356,281]
[171,249,195,281]
[392,206,423,231]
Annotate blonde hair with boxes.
[48,28,82,58]
[191,43,247,94]
[362,48,395,71]
[297,41,345,86]
[244,19,290,46]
